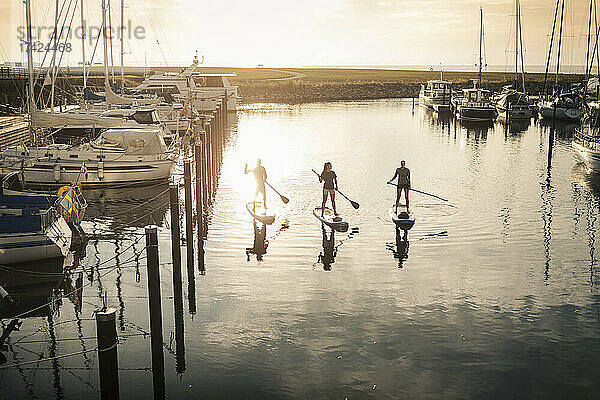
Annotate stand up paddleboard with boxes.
[313,207,349,232]
[246,202,275,225]
[389,204,415,231]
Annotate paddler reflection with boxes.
[246,220,268,261]
[318,225,338,271]
[390,228,410,268]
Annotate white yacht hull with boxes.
[573,140,600,171]
[419,95,450,112]
[0,217,71,264]
[5,159,174,188]
[538,104,582,121]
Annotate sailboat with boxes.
[0,0,174,188]
[494,0,532,120]
[451,8,496,122]
[0,1,85,265]
[537,0,584,121]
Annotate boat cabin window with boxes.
[128,139,146,150]
[132,111,157,125]
[197,76,225,87]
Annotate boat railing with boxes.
[575,128,600,151]
[40,207,58,232]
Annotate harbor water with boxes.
[1,98,599,399]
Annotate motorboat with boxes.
[452,87,496,122]
[0,175,86,264]
[0,127,174,188]
[419,79,452,112]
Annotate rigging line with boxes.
[84,20,104,86]
[555,0,566,86]
[0,346,100,369]
[139,0,168,65]
[108,187,170,217]
[55,0,81,96]
[38,0,77,110]
[587,0,594,78]
[544,0,561,96]
[2,242,146,322]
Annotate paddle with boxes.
[265,181,289,204]
[387,182,448,202]
[312,169,360,209]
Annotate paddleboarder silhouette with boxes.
[245,159,268,209]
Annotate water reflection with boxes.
[246,221,268,261]
[83,183,170,231]
[317,226,337,271]
[386,228,410,268]
[498,117,532,135]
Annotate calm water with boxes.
[1,99,599,399]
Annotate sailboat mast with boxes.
[479,7,483,88]
[80,0,87,91]
[102,0,111,105]
[555,0,565,87]
[519,1,526,92]
[543,0,561,97]
[120,0,124,88]
[25,0,35,127]
[515,0,519,86]
[51,0,59,114]
[586,0,593,79]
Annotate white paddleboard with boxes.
[313,207,349,232]
[389,204,415,231]
[246,202,275,225]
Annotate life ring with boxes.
[198,76,207,87]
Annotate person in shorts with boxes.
[318,162,338,217]
[388,160,411,213]
[245,159,268,208]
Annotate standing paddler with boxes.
[245,159,268,209]
[317,162,339,217]
[388,160,411,213]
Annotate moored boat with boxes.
[0,127,174,188]
[573,126,600,171]
[0,177,85,264]
[419,79,452,113]
[452,87,496,122]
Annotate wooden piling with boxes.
[96,308,120,400]
[204,126,212,203]
[145,225,166,400]
[183,160,194,275]
[168,185,185,373]
[194,143,205,271]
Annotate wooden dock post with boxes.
[222,92,228,127]
[203,124,212,203]
[183,160,194,274]
[194,143,205,270]
[169,185,182,286]
[145,225,166,400]
[96,308,120,400]
[168,185,185,372]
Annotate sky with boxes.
[0,0,596,71]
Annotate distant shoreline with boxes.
[0,66,585,110]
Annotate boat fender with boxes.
[53,163,61,182]
[98,161,104,180]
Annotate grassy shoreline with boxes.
[0,67,586,109]
[186,67,584,104]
